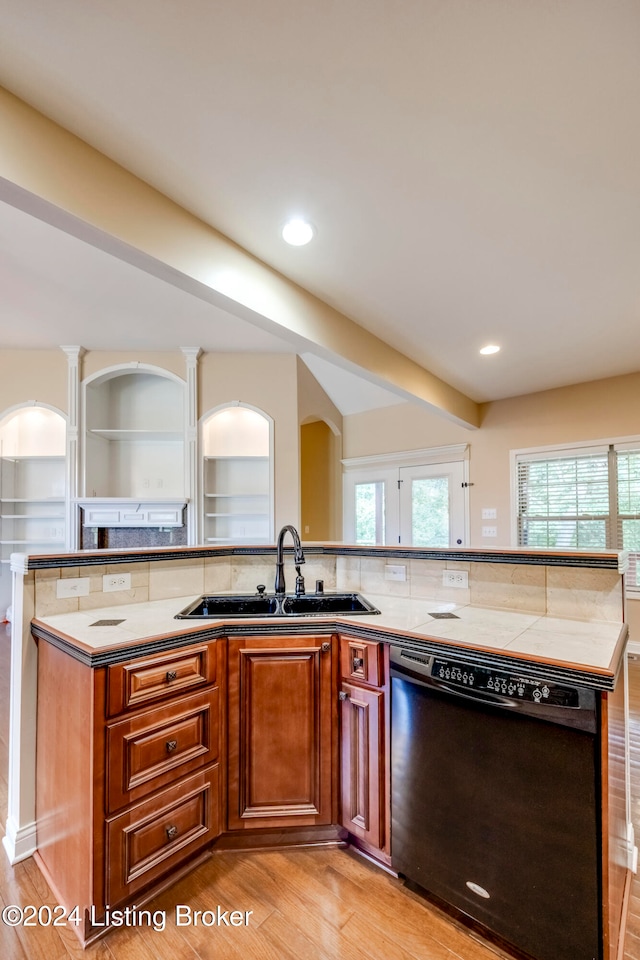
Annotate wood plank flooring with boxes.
[0,627,639,960]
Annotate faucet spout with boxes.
[274,524,305,596]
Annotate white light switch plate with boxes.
[385,564,406,581]
[481,508,497,519]
[482,526,498,537]
[56,577,90,598]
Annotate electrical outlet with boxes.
[482,526,498,538]
[442,570,468,588]
[103,573,132,593]
[56,577,90,598]
[385,564,407,581]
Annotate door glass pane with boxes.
[355,481,385,544]
[411,477,449,546]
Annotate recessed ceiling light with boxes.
[479,344,500,355]
[282,218,314,246]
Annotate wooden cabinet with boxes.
[227,634,337,830]
[339,636,389,858]
[35,637,223,945]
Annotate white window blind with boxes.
[515,443,640,594]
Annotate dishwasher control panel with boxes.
[430,656,580,707]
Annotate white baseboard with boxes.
[2,816,37,864]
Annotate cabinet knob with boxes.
[352,657,364,670]
[339,691,348,701]
[166,739,178,753]
[321,642,331,653]
[165,824,178,841]
[166,670,177,682]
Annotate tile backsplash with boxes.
[33,552,625,623]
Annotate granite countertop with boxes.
[31,591,628,689]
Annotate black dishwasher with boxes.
[390,647,600,960]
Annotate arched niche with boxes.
[200,403,274,544]
[82,364,185,499]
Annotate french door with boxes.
[346,459,467,547]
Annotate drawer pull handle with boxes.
[166,739,178,753]
[166,824,178,841]
[321,642,331,653]
[352,657,364,670]
[166,670,177,682]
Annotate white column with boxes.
[182,348,202,544]
[3,553,37,863]
[60,346,85,550]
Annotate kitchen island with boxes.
[5,543,635,957]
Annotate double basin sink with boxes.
[175,592,380,619]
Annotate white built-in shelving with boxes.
[201,406,273,544]
[83,369,185,500]
[0,409,67,619]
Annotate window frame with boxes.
[510,436,640,596]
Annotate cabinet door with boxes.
[227,635,336,829]
[340,681,385,850]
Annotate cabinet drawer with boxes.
[340,637,383,687]
[108,642,217,716]
[106,764,220,906]
[106,688,219,812]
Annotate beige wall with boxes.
[200,352,301,529]
[344,371,640,639]
[300,420,333,540]
[297,358,343,539]
[0,350,68,415]
[344,371,640,547]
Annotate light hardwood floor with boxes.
[0,628,638,960]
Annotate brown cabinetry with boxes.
[227,634,337,830]
[35,637,224,945]
[339,636,389,858]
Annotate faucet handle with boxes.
[256,584,266,595]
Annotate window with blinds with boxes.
[515,443,640,593]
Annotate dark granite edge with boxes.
[30,619,624,691]
[22,543,624,571]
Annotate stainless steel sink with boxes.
[175,592,380,619]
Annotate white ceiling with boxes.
[0,0,639,407]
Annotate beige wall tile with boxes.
[79,584,149,610]
[360,557,410,597]
[409,559,470,603]
[148,558,204,601]
[230,557,274,593]
[301,556,336,591]
[34,570,79,617]
[204,557,232,593]
[336,556,361,591]
[545,567,624,622]
[22,570,35,620]
[469,562,546,614]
